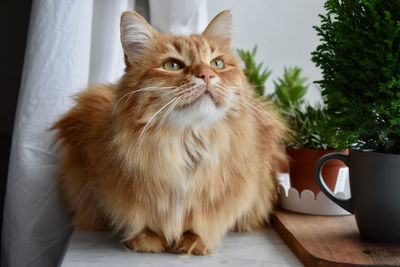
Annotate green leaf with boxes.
[311,0,400,153]
[237,46,271,98]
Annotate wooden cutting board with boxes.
[272,210,400,266]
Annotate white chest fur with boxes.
[160,130,210,221]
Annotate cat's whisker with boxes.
[114,85,191,115]
[113,91,137,114]
[237,98,282,138]
[158,84,203,130]
[137,88,193,145]
[113,86,177,114]
[158,95,186,130]
[153,86,188,99]
[216,88,266,123]
[117,86,190,119]
[215,85,281,138]
[216,83,277,121]
[136,97,179,146]
[158,86,199,129]
[234,98,281,138]
[224,86,253,89]
[157,96,184,131]
[236,97,276,127]
[244,98,282,126]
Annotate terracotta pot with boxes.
[286,147,348,195]
[278,144,290,173]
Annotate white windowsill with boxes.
[59,228,303,266]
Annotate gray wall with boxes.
[208,0,325,103]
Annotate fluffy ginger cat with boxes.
[51,10,286,255]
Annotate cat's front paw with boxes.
[124,229,168,253]
[171,232,211,255]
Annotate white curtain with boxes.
[150,0,208,34]
[1,0,207,266]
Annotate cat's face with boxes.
[118,11,247,129]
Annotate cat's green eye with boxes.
[163,60,183,71]
[210,58,225,69]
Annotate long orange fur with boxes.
[51,10,287,255]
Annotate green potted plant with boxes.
[237,46,272,98]
[312,0,400,243]
[238,47,347,194]
[272,67,347,195]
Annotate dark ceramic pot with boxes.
[315,149,400,243]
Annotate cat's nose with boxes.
[196,69,215,83]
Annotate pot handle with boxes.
[315,152,354,213]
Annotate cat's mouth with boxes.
[202,90,217,104]
[180,89,218,109]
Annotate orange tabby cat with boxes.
[51,10,286,255]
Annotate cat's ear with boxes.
[120,11,157,63]
[203,10,232,43]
